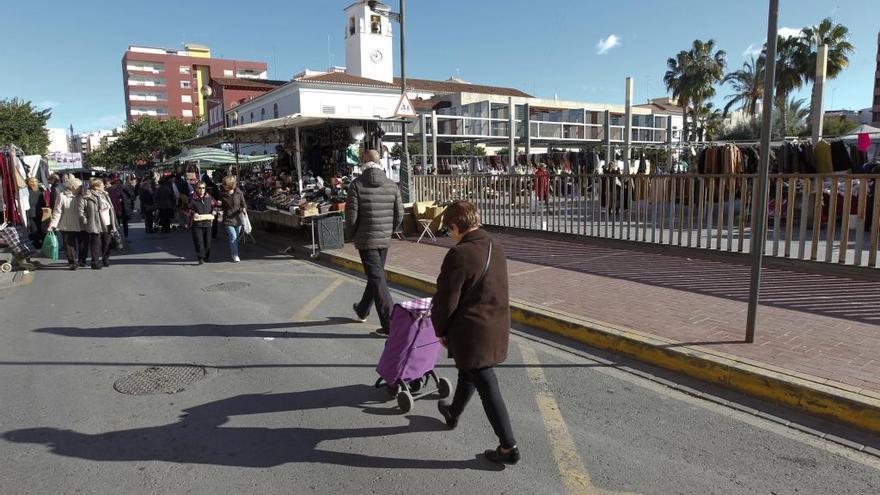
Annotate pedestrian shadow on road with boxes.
[2,384,501,470]
[34,318,376,339]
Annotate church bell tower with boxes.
[344,1,394,83]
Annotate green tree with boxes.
[801,18,854,127]
[113,118,197,164]
[822,116,858,137]
[664,39,726,142]
[390,142,421,159]
[0,98,52,155]
[451,142,486,156]
[722,55,764,117]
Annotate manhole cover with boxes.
[114,365,206,395]
[202,281,250,292]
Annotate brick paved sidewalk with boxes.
[330,230,880,395]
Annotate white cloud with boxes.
[778,27,803,39]
[743,44,763,58]
[596,34,620,55]
[36,100,60,109]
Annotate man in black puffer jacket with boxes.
[346,149,403,336]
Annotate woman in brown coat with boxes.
[431,200,519,465]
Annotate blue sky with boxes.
[2,0,876,133]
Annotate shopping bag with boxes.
[110,230,124,251]
[41,231,60,260]
[241,212,253,234]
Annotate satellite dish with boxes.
[201,85,213,97]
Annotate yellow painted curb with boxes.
[322,248,880,433]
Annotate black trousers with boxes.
[61,231,83,265]
[118,213,130,237]
[449,367,517,449]
[89,232,111,266]
[356,248,392,330]
[192,226,212,261]
[144,208,155,233]
[158,208,173,232]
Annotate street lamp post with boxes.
[745,0,779,343]
[370,0,411,202]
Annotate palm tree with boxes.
[763,35,806,138]
[801,18,854,128]
[664,39,727,142]
[722,55,763,117]
[664,50,692,141]
[777,97,810,136]
[693,102,725,141]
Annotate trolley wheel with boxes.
[387,383,401,399]
[437,377,452,399]
[0,263,11,273]
[397,390,414,413]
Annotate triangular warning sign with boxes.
[394,93,417,118]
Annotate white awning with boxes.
[223,113,404,142]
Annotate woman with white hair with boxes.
[79,178,118,270]
[47,176,85,270]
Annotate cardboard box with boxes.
[299,202,319,218]
[413,201,436,220]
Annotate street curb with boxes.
[322,248,880,434]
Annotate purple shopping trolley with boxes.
[374,297,452,412]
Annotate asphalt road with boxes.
[1,222,879,495]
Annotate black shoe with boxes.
[437,400,458,429]
[484,445,520,465]
[198,259,204,265]
[372,327,389,337]
[102,259,109,267]
[77,261,86,267]
[352,303,368,323]
[91,265,102,270]
[68,264,77,271]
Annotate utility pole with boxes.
[398,0,411,202]
[745,0,779,343]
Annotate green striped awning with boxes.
[161,147,274,166]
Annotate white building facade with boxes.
[211,0,684,156]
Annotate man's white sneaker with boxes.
[232,256,240,263]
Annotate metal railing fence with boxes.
[412,173,880,268]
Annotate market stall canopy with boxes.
[160,147,274,167]
[186,114,406,146]
[840,124,880,140]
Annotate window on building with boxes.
[180,80,191,89]
[261,108,266,120]
[322,105,336,115]
[250,112,254,122]
[181,94,192,103]
[182,109,193,118]
[224,69,233,77]
[226,115,231,127]
[273,103,279,118]
[370,15,382,34]
[179,66,190,75]
[349,17,356,36]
